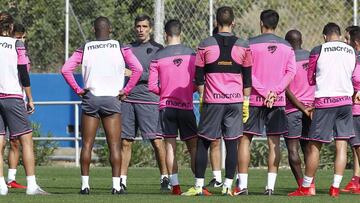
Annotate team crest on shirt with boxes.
[267,45,277,54]
[173,58,183,67]
[302,62,309,71]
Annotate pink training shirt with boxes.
[286,49,315,114]
[61,40,143,97]
[249,33,296,107]
[195,32,252,104]
[148,44,196,110]
[353,53,360,115]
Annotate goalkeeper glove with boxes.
[243,97,250,123]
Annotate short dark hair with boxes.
[165,19,181,37]
[13,23,25,33]
[345,25,359,33]
[349,27,360,45]
[0,12,14,36]
[212,26,219,35]
[134,14,153,27]
[216,6,234,27]
[93,16,111,32]
[322,22,341,36]
[285,29,302,48]
[260,9,279,30]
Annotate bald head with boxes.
[285,29,302,50]
[93,16,111,39]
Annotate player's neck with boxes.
[218,26,232,33]
[139,37,151,44]
[325,35,340,42]
[167,37,181,45]
[261,27,275,34]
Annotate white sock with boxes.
[302,176,313,187]
[223,178,233,188]
[169,174,179,186]
[195,178,204,188]
[212,170,222,182]
[0,177,6,187]
[238,173,248,189]
[112,177,121,190]
[7,169,16,182]
[266,173,277,190]
[332,174,343,188]
[26,175,38,191]
[81,176,90,190]
[120,175,127,187]
[160,174,169,180]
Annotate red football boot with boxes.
[329,185,340,197]
[171,185,182,195]
[341,177,359,192]
[288,186,312,196]
[7,181,26,189]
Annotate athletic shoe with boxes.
[221,187,233,196]
[120,178,127,191]
[26,187,49,195]
[120,183,126,194]
[7,181,26,189]
[0,185,8,195]
[341,179,359,192]
[181,187,212,196]
[233,187,248,195]
[329,186,339,197]
[111,188,122,195]
[172,185,181,195]
[309,182,316,195]
[206,178,223,188]
[264,188,273,196]
[351,187,360,194]
[160,177,170,191]
[79,187,90,195]
[288,186,312,196]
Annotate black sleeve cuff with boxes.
[17,65,30,87]
[242,67,252,88]
[195,67,205,85]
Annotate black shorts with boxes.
[285,111,311,139]
[244,106,287,136]
[160,108,197,141]
[198,103,243,141]
[121,102,162,140]
[0,98,32,138]
[350,116,360,147]
[307,105,354,143]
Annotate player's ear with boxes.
[231,20,235,28]
[323,34,327,42]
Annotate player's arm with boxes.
[241,45,252,122]
[285,88,311,114]
[352,61,360,103]
[273,50,297,95]
[61,47,84,96]
[121,46,143,97]
[16,40,34,113]
[148,59,160,95]
[307,46,321,86]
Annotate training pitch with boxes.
[1,167,359,202]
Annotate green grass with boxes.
[1,167,359,202]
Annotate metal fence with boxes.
[0,0,358,71]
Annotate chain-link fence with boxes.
[0,0,357,72]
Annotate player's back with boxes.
[151,44,196,110]
[82,39,125,96]
[249,33,296,106]
[311,41,356,98]
[286,49,315,113]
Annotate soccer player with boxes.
[288,23,356,197]
[341,25,360,193]
[61,16,143,195]
[7,23,29,189]
[345,26,360,194]
[148,19,198,195]
[284,29,315,194]
[235,9,296,196]
[0,11,47,195]
[120,14,169,191]
[182,6,252,196]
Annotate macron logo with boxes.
[324,46,353,54]
[267,45,277,54]
[173,58,183,67]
